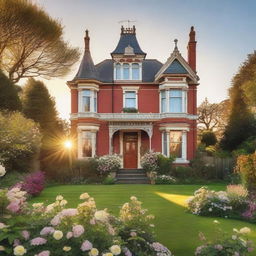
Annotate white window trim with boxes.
[122,86,139,109]
[159,89,187,113]
[114,62,142,81]
[161,128,189,163]
[77,126,99,159]
[78,89,98,113]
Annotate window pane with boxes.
[170,131,182,158]
[169,98,182,112]
[116,63,121,79]
[125,91,136,99]
[161,91,166,113]
[82,96,90,112]
[170,90,182,97]
[82,132,92,157]
[94,91,97,112]
[123,63,130,79]
[82,90,91,96]
[125,98,136,108]
[132,63,140,80]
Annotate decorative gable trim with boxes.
[155,48,199,83]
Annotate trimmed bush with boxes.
[201,130,217,146]
[21,171,45,196]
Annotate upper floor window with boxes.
[79,89,97,113]
[124,91,136,108]
[114,62,142,80]
[160,89,187,113]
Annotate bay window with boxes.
[82,131,92,157]
[160,89,187,113]
[79,89,97,112]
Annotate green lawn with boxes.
[31,184,256,256]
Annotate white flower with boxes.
[53,230,63,240]
[45,203,55,213]
[232,235,237,240]
[60,200,67,206]
[89,248,99,256]
[209,208,212,212]
[0,165,6,177]
[130,196,137,201]
[56,195,63,201]
[239,227,251,234]
[94,210,109,222]
[110,245,121,255]
[0,223,8,229]
[14,245,26,256]
[213,220,220,224]
[63,246,71,252]
[80,193,90,200]
[32,203,44,208]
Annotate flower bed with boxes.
[187,185,256,222]
[0,189,172,256]
[155,175,176,185]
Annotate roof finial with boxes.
[174,39,178,50]
[84,29,90,51]
[189,26,196,42]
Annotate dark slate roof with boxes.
[95,59,162,83]
[73,50,98,80]
[111,33,146,55]
[163,59,188,74]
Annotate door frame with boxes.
[120,130,141,169]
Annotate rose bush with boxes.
[0,191,172,256]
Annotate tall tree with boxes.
[0,70,21,111]
[0,0,80,83]
[220,53,256,151]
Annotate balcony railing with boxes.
[70,112,198,121]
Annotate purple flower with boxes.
[40,227,55,236]
[36,251,50,256]
[13,239,20,247]
[7,201,20,213]
[81,240,93,251]
[72,225,84,238]
[30,237,47,246]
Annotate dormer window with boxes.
[114,63,142,81]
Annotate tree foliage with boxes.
[201,130,217,147]
[0,0,80,83]
[0,111,41,172]
[0,70,21,111]
[220,53,256,151]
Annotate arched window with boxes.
[123,63,130,80]
[132,63,140,80]
[115,63,121,80]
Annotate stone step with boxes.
[116,179,150,184]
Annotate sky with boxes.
[31,0,256,120]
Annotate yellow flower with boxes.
[56,195,63,201]
[110,245,121,255]
[14,245,26,256]
[63,246,71,252]
[80,192,90,200]
[53,230,63,240]
[94,210,109,222]
[60,200,67,206]
[239,227,251,234]
[103,253,113,256]
[89,248,99,256]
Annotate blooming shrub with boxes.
[97,154,121,174]
[21,171,45,196]
[0,192,172,256]
[0,164,6,177]
[141,151,160,173]
[155,175,176,184]
[195,221,254,256]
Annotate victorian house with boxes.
[67,26,199,169]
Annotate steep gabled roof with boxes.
[155,41,199,83]
[111,26,146,56]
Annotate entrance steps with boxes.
[116,169,150,184]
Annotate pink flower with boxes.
[40,227,55,236]
[130,231,137,237]
[66,231,73,239]
[6,201,20,213]
[90,218,96,225]
[30,237,47,246]
[21,230,30,240]
[36,251,50,256]
[13,239,20,247]
[60,208,78,217]
[50,216,61,226]
[72,225,84,237]
[248,248,254,252]
[81,240,93,251]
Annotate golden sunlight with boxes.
[155,192,189,207]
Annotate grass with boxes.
[31,184,256,256]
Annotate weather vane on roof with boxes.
[118,20,137,28]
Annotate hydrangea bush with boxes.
[0,191,172,256]
[141,151,160,173]
[97,154,121,175]
[195,221,254,256]
[155,175,176,185]
[187,185,256,222]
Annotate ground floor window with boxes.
[78,130,97,158]
[162,130,187,160]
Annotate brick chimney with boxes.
[187,26,197,72]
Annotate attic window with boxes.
[114,62,142,80]
[124,45,134,55]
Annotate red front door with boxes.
[123,132,138,169]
